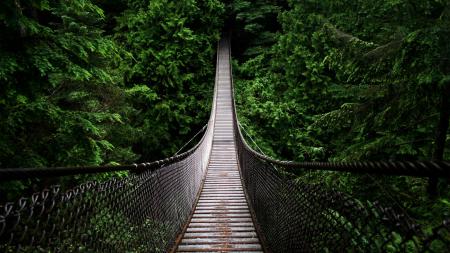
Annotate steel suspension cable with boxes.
[237,121,267,156]
[174,123,208,156]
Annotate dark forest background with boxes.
[1,0,449,234]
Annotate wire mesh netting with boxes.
[0,127,214,252]
[235,130,450,252]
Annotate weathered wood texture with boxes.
[176,42,263,252]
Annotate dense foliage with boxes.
[115,0,224,160]
[0,0,224,199]
[231,0,450,228]
[0,0,224,169]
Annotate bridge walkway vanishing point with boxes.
[175,40,263,252]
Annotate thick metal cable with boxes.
[174,123,208,156]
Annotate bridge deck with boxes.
[176,41,263,252]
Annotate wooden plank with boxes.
[188,222,254,227]
[200,194,245,197]
[181,237,260,244]
[202,186,243,189]
[201,188,242,190]
[193,208,250,212]
[186,227,255,232]
[200,189,244,192]
[195,206,249,211]
[192,213,251,218]
[206,172,240,175]
[177,244,262,251]
[201,195,245,197]
[183,231,258,238]
[199,194,244,197]
[205,178,241,184]
[206,177,241,181]
[190,218,253,223]
[194,205,248,208]
[199,187,243,190]
[196,199,248,203]
[197,198,247,202]
[201,188,243,191]
[201,190,243,194]
[198,198,246,201]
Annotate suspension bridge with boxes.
[1,38,450,252]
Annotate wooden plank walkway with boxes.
[176,41,263,252]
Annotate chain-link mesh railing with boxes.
[235,136,450,252]
[1,153,208,252]
[0,127,214,253]
[0,43,221,253]
[226,42,450,252]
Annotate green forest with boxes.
[231,0,450,232]
[1,0,450,251]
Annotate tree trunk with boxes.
[428,84,450,197]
